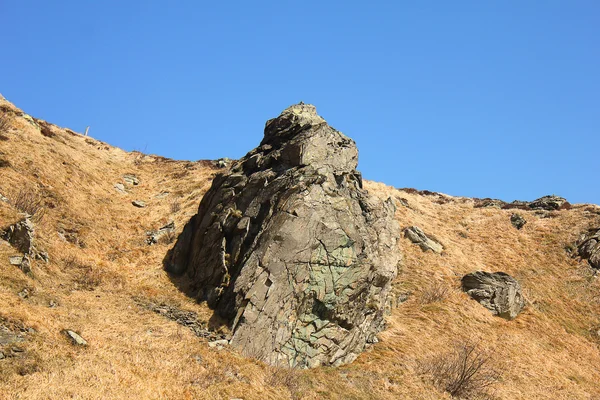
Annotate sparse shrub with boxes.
[265,366,305,400]
[170,201,181,213]
[419,281,450,304]
[0,157,10,167]
[11,187,45,220]
[158,230,176,245]
[418,340,502,399]
[64,256,103,290]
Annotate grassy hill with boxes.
[1,97,599,399]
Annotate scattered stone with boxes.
[396,197,410,208]
[9,256,23,266]
[146,221,175,245]
[577,228,600,269]
[461,271,525,320]
[0,352,5,360]
[114,183,127,194]
[0,193,8,202]
[0,331,24,346]
[208,339,229,349]
[64,330,87,346]
[529,195,570,211]
[19,256,31,273]
[35,251,49,263]
[17,288,29,299]
[166,103,401,368]
[123,174,139,186]
[404,226,443,254]
[132,200,146,208]
[49,300,58,308]
[510,213,527,230]
[138,300,226,341]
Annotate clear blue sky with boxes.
[1,1,598,204]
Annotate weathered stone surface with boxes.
[510,213,527,230]
[132,200,146,208]
[528,195,570,211]
[9,256,23,266]
[461,271,525,320]
[404,226,443,254]
[166,103,401,368]
[474,198,507,209]
[577,228,600,269]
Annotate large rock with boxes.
[461,271,525,320]
[577,228,600,269]
[528,195,570,211]
[166,103,401,368]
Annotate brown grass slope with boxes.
[0,97,599,399]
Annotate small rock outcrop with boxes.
[146,222,175,245]
[404,226,443,254]
[577,229,600,269]
[461,271,525,320]
[166,104,401,368]
[528,195,570,211]
[510,213,527,230]
[2,218,34,254]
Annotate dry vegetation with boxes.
[0,97,599,399]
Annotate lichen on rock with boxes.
[166,103,401,368]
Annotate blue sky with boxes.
[1,1,598,204]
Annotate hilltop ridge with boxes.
[1,97,600,399]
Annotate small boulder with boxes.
[9,256,23,266]
[529,195,570,211]
[132,200,146,208]
[2,218,35,254]
[64,330,87,346]
[404,226,443,254]
[510,213,527,230]
[123,174,139,186]
[474,198,507,209]
[114,183,127,194]
[461,271,525,320]
[577,228,600,269]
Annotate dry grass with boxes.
[0,113,10,139]
[0,95,599,399]
[10,186,45,220]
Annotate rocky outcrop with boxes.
[2,218,34,254]
[510,214,527,230]
[404,226,443,254]
[528,195,570,211]
[166,103,401,368]
[474,195,570,211]
[461,271,525,320]
[577,229,600,269]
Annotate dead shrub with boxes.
[418,340,502,399]
[158,230,176,245]
[11,187,45,220]
[0,113,10,139]
[0,157,10,168]
[170,201,181,213]
[64,256,103,290]
[419,281,450,304]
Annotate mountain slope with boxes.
[0,97,599,399]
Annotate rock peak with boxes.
[166,105,400,368]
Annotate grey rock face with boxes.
[404,226,443,254]
[167,103,401,368]
[114,183,127,194]
[510,213,527,230]
[577,229,600,269]
[461,271,525,320]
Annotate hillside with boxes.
[1,96,599,399]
